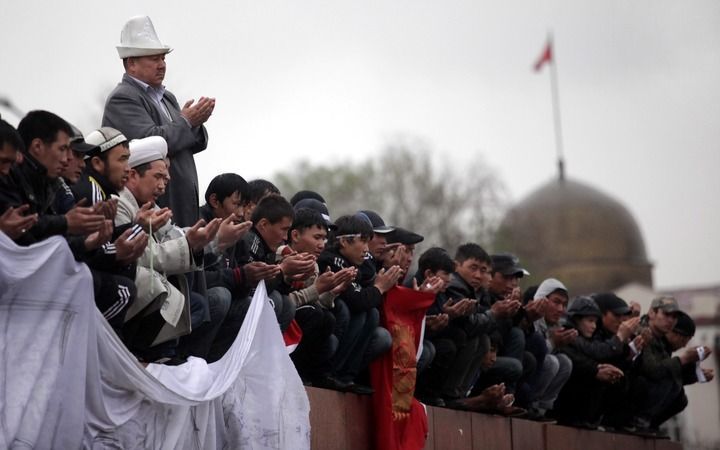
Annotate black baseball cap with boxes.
[673,311,695,337]
[386,226,424,246]
[68,124,99,154]
[593,293,631,316]
[567,296,602,318]
[290,190,326,206]
[294,198,336,230]
[357,210,394,234]
[491,253,529,277]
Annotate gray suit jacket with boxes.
[102,73,208,227]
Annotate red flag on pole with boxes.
[534,40,553,71]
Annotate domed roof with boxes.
[494,177,653,295]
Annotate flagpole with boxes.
[547,33,566,181]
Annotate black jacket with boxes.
[559,323,631,379]
[317,247,383,313]
[445,273,496,338]
[54,178,76,214]
[0,154,67,245]
[198,204,253,298]
[72,168,118,205]
[636,331,683,384]
[238,227,291,295]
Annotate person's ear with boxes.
[27,138,44,159]
[290,229,300,244]
[208,193,220,209]
[90,155,104,173]
[257,218,269,232]
[423,269,433,280]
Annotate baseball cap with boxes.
[567,296,602,318]
[673,311,695,337]
[650,296,680,314]
[290,190,326,206]
[593,293,631,316]
[491,253,530,277]
[294,198,336,230]
[386,226,424,246]
[357,210,394,234]
[68,124,99,154]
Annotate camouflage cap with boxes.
[650,296,680,313]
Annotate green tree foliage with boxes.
[274,139,508,251]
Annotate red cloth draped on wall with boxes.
[370,286,435,450]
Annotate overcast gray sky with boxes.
[2,1,719,289]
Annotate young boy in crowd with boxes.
[317,214,401,394]
[442,244,501,403]
[198,172,261,362]
[409,247,454,406]
[242,178,280,221]
[241,193,314,331]
[281,206,354,386]
[554,296,625,429]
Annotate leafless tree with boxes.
[274,137,508,252]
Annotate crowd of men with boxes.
[0,14,714,442]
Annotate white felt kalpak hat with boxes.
[129,136,168,168]
[116,15,173,58]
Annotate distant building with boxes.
[494,176,653,296]
[494,172,718,449]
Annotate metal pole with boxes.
[547,33,565,181]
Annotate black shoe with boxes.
[628,416,658,438]
[346,382,374,395]
[312,375,352,392]
[633,426,669,439]
[526,408,556,423]
[558,420,598,430]
[651,428,670,440]
[617,424,637,435]
[443,398,469,411]
[419,396,446,407]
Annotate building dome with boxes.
[494,177,653,296]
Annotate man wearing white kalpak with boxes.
[103,15,215,228]
[116,136,239,362]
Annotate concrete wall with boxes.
[306,387,683,450]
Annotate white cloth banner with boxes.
[0,233,310,449]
